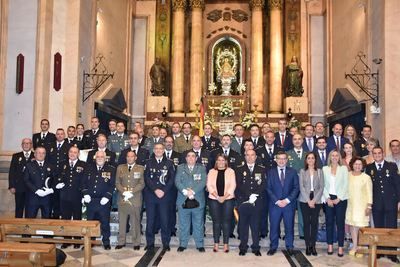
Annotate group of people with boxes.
[8,117,400,261]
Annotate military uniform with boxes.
[231,136,244,155]
[8,150,34,217]
[118,147,150,166]
[143,157,175,247]
[23,160,55,218]
[83,128,107,150]
[115,164,145,247]
[81,163,116,246]
[201,135,220,151]
[107,133,129,161]
[32,132,56,151]
[235,164,266,252]
[181,149,211,172]
[65,138,79,148]
[86,148,117,167]
[173,135,193,153]
[366,161,400,229]
[256,145,283,170]
[143,137,164,155]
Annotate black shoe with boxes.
[177,247,186,252]
[267,249,276,256]
[133,246,140,250]
[239,250,246,256]
[259,235,266,239]
[144,245,154,250]
[197,247,205,253]
[171,232,177,237]
[111,208,118,212]
[61,244,70,249]
[163,245,170,251]
[229,234,236,238]
[299,236,304,240]
[115,245,125,250]
[327,249,333,255]
[337,253,344,257]
[311,246,317,256]
[287,249,294,256]
[305,246,311,256]
[388,256,400,263]
[104,245,111,250]
[73,244,81,249]
[253,250,261,256]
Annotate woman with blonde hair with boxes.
[344,124,358,144]
[363,138,378,165]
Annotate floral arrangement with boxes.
[236,83,246,95]
[153,117,170,129]
[204,113,216,129]
[219,99,234,117]
[288,116,301,130]
[241,113,255,129]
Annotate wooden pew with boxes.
[357,227,400,267]
[0,242,56,266]
[0,218,101,267]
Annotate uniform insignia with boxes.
[211,141,215,147]
[133,172,141,179]
[50,148,54,152]
[163,165,167,170]
[76,167,83,173]
[159,170,168,185]
[105,156,110,162]
[361,144,365,148]
[386,169,390,177]
[230,158,235,163]
[370,170,374,176]
[288,155,292,160]
[47,167,51,171]
[124,140,130,146]
[202,158,208,164]
[173,158,179,165]
[18,157,22,162]
[243,171,247,176]
[261,153,265,158]
[102,172,111,182]
[193,174,201,181]
[64,165,67,170]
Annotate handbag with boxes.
[182,198,199,209]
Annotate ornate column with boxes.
[269,0,283,113]
[171,0,186,112]
[250,0,264,112]
[189,0,204,111]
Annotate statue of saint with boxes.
[220,58,235,79]
[150,58,166,96]
[285,56,304,97]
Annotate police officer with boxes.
[115,151,145,250]
[65,126,78,146]
[81,151,116,250]
[83,117,107,149]
[210,134,244,169]
[235,149,266,256]
[256,130,283,170]
[24,146,55,218]
[75,124,86,150]
[9,138,34,218]
[144,143,175,251]
[201,123,220,151]
[56,146,86,249]
[118,132,150,166]
[107,121,129,161]
[86,134,116,167]
[366,147,400,263]
[175,151,207,252]
[181,135,211,172]
[32,119,56,151]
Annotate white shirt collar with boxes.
[266,144,275,150]
[375,161,384,169]
[128,163,135,168]
[57,140,64,146]
[70,159,78,166]
[130,145,139,150]
[193,148,201,153]
[37,160,45,165]
[98,147,106,152]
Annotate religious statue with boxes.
[149,58,166,96]
[285,56,304,97]
[216,48,238,96]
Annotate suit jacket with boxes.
[32,132,56,151]
[175,164,207,208]
[326,135,349,153]
[9,151,34,192]
[143,137,164,155]
[115,164,145,207]
[73,136,86,150]
[47,141,71,172]
[65,138,79,148]
[139,136,147,148]
[118,147,150,166]
[256,145,283,170]
[322,165,349,201]
[298,168,324,204]
[287,149,306,173]
[274,131,294,151]
[231,136,244,155]
[315,149,328,169]
[303,136,316,152]
[87,148,117,167]
[207,168,236,200]
[235,164,266,205]
[164,150,182,167]
[354,137,380,157]
[245,136,265,150]
[83,129,107,150]
[266,166,299,206]
[210,147,244,169]
[174,135,194,153]
[201,135,220,151]
[24,160,56,198]
[58,160,86,201]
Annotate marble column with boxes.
[269,0,283,113]
[189,0,204,111]
[171,0,186,112]
[250,0,264,112]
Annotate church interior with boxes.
[0,0,400,266]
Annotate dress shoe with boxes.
[61,244,70,249]
[305,246,311,256]
[73,244,81,249]
[311,246,318,256]
[239,250,246,256]
[267,249,276,256]
[299,236,305,240]
[287,249,294,256]
[163,245,170,251]
[133,246,140,250]
[115,245,125,250]
[144,245,154,250]
[197,247,205,253]
[253,250,262,256]
[177,247,186,252]
[104,245,111,250]
[171,232,177,237]
[229,234,236,238]
[388,256,400,263]
[259,235,266,239]
[327,249,333,255]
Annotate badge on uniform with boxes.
[76,167,83,173]
[386,169,390,177]
[47,167,51,172]
[261,153,265,158]
[193,173,201,181]
[255,173,262,185]
[105,156,110,162]
[370,170,374,176]
[202,158,208,165]
[230,158,236,163]
[102,172,111,182]
[18,157,22,162]
[124,140,130,146]
[173,158,179,165]
[159,170,168,185]
[211,141,215,147]
[243,171,247,176]
[64,165,67,170]
[361,144,365,148]
[133,172,141,179]
[50,147,54,152]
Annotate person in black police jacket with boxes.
[9,138,34,218]
[32,119,56,151]
[83,117,107,150]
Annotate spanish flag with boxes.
[199,96,205,137]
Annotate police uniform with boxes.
[83,128,107,150]
[118,147,150,166]
[32,132,56,151]
[210,147,244,169]
[59,159,86,221]
[65,138,79,148]
[9,150,34,217]
[256,144,283,170]
[143,157,175,248]
[366,161,400,229]
[245,136,265,150]
[115,163,145,247]
[235,164,266,253]
[165,149,182,235]
[201,135,220,151]
[107,133,130,161]
[181,148,211,172]
[74,136,86,150]
[23,160,55,218]
[354,137,380,157]
[81,163,116,246]
[86,148,117,167]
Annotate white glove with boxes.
[182,189,188,196]
[56,183,65,189]
[100,197,109,205]
[43,188,54,196]
[188,194,195,200]
[249,194,259,204]
[35,189,47,197]
[83,195,91,203]
[123,191,134,200]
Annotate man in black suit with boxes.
[201,123,220,151]
[245,124,265,150]
[74,124,86,150]
[231,124,245,155]
[354,125,379,157]
[32,119,56,151]
[118,132,150,166]
[314,122,326,138]
[65,126,79,147]
[83,117,107,149]
[315,137,328,168]
[182,135,211,172]
[326,123,349,153]
[164,136,182,166]
[9,138,34,218]
[366,147,400,263]
[303,124,316,152]
[86,134,116,167]
[210,134,244,169]
[274,119,293,151]
[136,127,148,148]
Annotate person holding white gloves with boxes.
[81,151,116,250]
[234,149,266,257]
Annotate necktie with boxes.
[321,151,326,164]
[186,136,189,143]
[249,166,253,174]
[158,159,161,164]
[25,152,29,160]
[206,137,209,143]
[78,137,81,141]
[281,134,285,145]
[39,162,43,167]
[238,138,242,146]
[296,150,301,158]
[133,149,137,155]
[57,143,61,150]
[167,152,170,159]
[336,137,340,150]
[195,151,199,158]
[269,148,273,157]
[119,135,123,139]
[93,130,96,135]
[98,166,101,171]
[154,138,157,143]
[128,166,132,172]
[280,168,285,186]
[224,150,228,156]
[42,134,45,140]
[378,163,382,171]
[253,138,257,145]
[189,167,193,172]
[307,138,313,151]
[70,161,74,168]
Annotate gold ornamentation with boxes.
[268,0,283,10]
[190,0,204,10]
[249,0,265,11]
[172,0,186,11]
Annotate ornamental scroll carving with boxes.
[268,0,283,10]
[249,0,265,11]
[190,0,204,10]
[207,8,248,23]
[172,0,186,11]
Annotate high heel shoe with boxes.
[213,244,218,252]
[338,247,344,257]
[223,245,229,253]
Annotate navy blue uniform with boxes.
[235,164,266,252]
[8,151,34,217]
[201,135,220,151]
[210,147,244,169]
[144,157,175,247]
[83,129,107,150]
[118,147,150,166]
[256,145,283,170]
[81,163,116,246]
[32,132,56,151]
[23,160,56,218]
[65,138,79,148]
[86,148,117,167]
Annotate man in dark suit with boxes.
[231,124,245,155]
[32,119,56,151]
[366,147,400,263]
[65,126,79,147]
[314,122,326,139]
[74,124,86,150]
[266,151,299,256]
[303,124,316,152]
[274,119,293,151]
[136,127,147,148]
[326,123,349,153]
[9,138,34,218]
[210,134,244,169]
[83,117,107,149]
[86,134,117,167]
[354,125,379,157]
[107,119,117,137]
[245,124,265,150]
[201,123,220,151]
[315,137,328,168]
[182,135,211,172]
[256,130,283,170]
[118,132,150,166]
